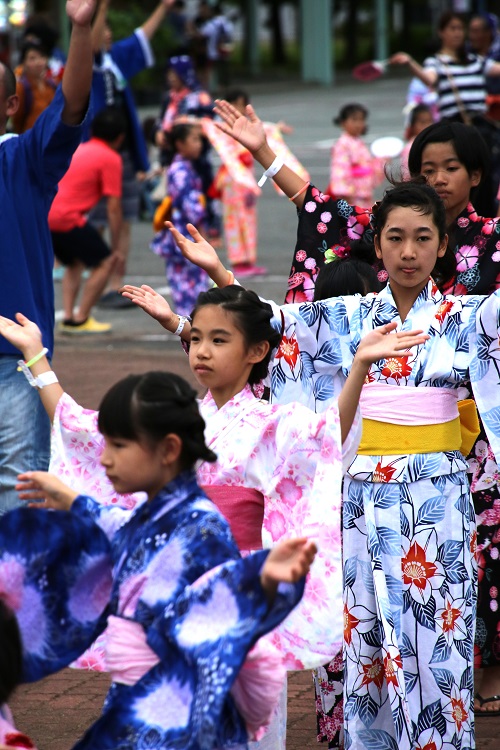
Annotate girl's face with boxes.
[439,18,465,51]
[411,110,434,138]
[189,305,267,407]
[374,205,447,308]
[167,68,183,91]
[23,50,48,79]
[342,111,366,138]
[100,434,168,501]
[420,141,480,220]
[176,129,203,160]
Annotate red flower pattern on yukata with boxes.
[276,333,300,369]
[381,356,412,380]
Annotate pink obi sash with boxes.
[106,615,159,686]
[351,165,372,178]
[359,383,458,425]
[202,485,264,551]
[105,616,285,742]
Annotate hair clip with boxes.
[324,245,350,264]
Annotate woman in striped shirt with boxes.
[391,11,500,122]
[392,11,500,216]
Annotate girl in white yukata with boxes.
[0,289,427,750]
[161,180,500,750]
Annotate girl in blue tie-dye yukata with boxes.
[10,371,313,750]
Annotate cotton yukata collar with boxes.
[202,383,263,417]
[382,278,443,315]
[146,469,201,519]
[454,202,478,224]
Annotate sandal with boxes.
[475,692,500,716]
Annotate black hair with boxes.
[224,88,250,107]
[91,107,127,143]
[191,285,282,386]
[168,122,198,153]
[371,180,456,289]
[333,103,368,130]
[0,63,17,99]
[97,372,216,470]
[314,257,380,301]
[20,39,48,61]
[23,17,59,54]
[438,11,468,64]
[408,120,490,181]
[0,601,23,704]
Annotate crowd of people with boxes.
[3,4,500,750]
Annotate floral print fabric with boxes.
[285,185,373,304]
[198,383,361,670]
[264,280,500,750]
[328,133,384,207]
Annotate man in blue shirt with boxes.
[0,0,97,514]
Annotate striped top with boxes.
[424,53,495,119]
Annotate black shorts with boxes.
[51,223,111,268]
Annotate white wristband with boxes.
[17,360,59,388]
[34,371,59,389]
[257,156,284,187]
[173,315,189,336]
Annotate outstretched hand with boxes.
[214,99,267,154]
[120,285,175,328]
[16,471,78,511]
[66,0,97,26]
[260,537,317,603]
[166,222,228,284]
[0,313,43,359]
[356,322,429,366]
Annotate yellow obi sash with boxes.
[357,384,479,457]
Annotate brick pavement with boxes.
[7,344,500,749]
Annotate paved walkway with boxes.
[8,346,500,749]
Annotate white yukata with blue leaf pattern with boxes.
[264,279,500,750]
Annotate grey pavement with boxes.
[15,73,500,748]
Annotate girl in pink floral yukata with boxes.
[328,103,386,207]
[0,290,427,750]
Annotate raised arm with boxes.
[61,0,98,125]
[91,0,108,53]
[214,100,309,208]
[141,0,175,40]
[0,314,64,423]
[120,283,191,342]
[390,53,437,88]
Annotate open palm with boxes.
[214,100,267,153]
[0,313,43,355]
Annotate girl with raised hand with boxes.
[12,370,314,750]
[120,276,426,750]
[162,180,500,750]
